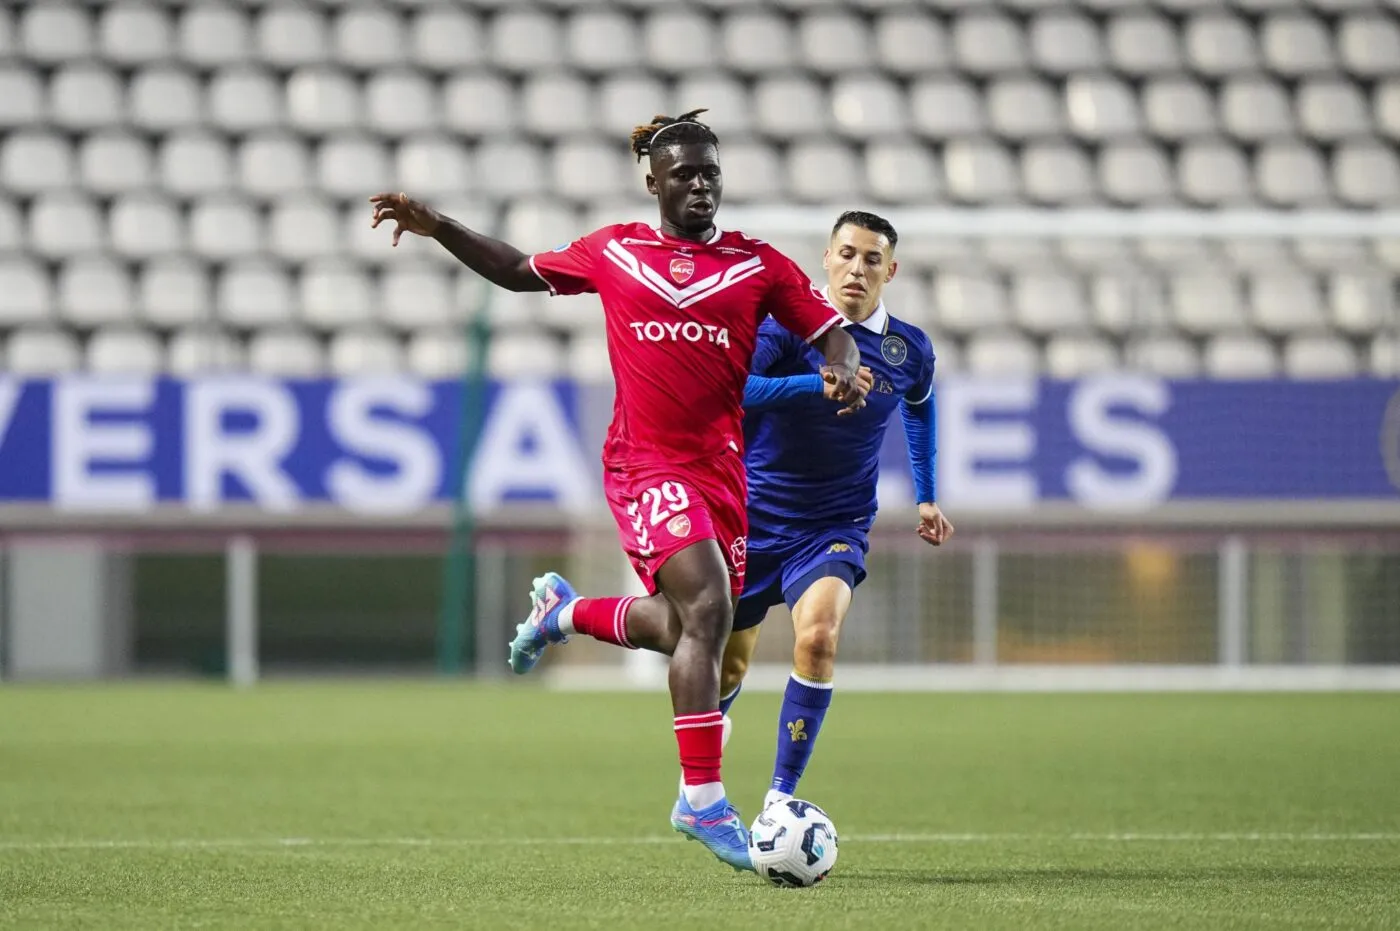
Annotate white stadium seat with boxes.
[87,327,163,374]
[58,257,135,328]
[645,10,717,76]
[407,329,469,379]
[788,142,861,204]
[80,132,154,196]
[381,264,458,330]
[522,73,595,138]
[1185,14,1259,75]
[1045,335,1120,377]
[209,68,284,133]
[910,78,985,139]
[160,132,234,197]
[1250,272,1327,334]
[1107,13,1182,75]
[1066,76,1142,140]
[1126,334,1202,377]
[286,68,361,135]
[1334,142,1400,207]
[965,330,1041,375]
[491,9,563,74]
[5,328,82,374]
[100,4,173,66]
[178,5,250,67]
[140,258,213,329]
[190,195,264,261]
[935,272,1011,333]
[1143,77,1216,141]
[1261,15,1335,76]
[989,78,1065,140]
[1220,76,1295,142]
[29,193,104,259]
[831,75,908,139]
[568,10,640,73]
[0,67,44,128]
[0,257,53,326]
[1031,12,1104,74]
[329,329,404,375]
[800,11,874,75]
[1329,272,1395,334]
[1100,142,1176,205]
[240,134,313,199]
[1178,140,1253,206]
[248,329,326,376]
[1022,143,1096,205]
[600,76,673,138]
[20,4,93,63]
[1014,272,1090,333]
[1298,79,1371,142]
[3,131,75,195]
[954,13,1027,76]
[396,136,472,200]
[109,193,183,260]
[1256,142,1331,207]
[865,141,941,205]
[334,6,404,70]
[318,135,389,201]
[1284,335,1358,378]
[366,70,437,137]
[754,75,829,141]
[875,11,952,76]
[268,197,341,262]
[944,139,1020,204]
[722,11,795,76]
[219,260,295,329]
[1338,15,1400,77]
[127,66,202,132]
[1204,333,1279,378]
[443,73,516,138]
[49,65,125,131]
[1171,271,1247,333]
[257,5,328,69]
[167,328,245,375]
[411,9,485,73]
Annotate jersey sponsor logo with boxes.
[715,246,753,256]
[874,375,896,395]
[787,718,808,742]
[669,257,695,284]
[603,240,766,310]
[666,513,692,538]
[826,542,852,554]
[628,320,731,348]
[881,335,908,366]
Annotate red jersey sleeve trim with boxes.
[803,313,841,344]
[527,254,558,296]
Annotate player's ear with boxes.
[645,172,658,196]
[822,247,831,270]
[885,259,898,283]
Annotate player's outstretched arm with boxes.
[901,387,954,545]
[368,192,547,293]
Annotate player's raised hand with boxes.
[821,363,868,416]
[916,502,954,546]
[369,192,441,246]
[824,366,874,416]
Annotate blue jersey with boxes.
[742,301,935,539]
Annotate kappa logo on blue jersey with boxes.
[881,335,908,366]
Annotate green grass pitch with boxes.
[2,684,1398,930]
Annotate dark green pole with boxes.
[436,307,492,674]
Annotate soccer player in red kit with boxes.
[369,110,865,872]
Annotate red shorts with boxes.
[603,452,749,598]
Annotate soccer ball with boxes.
[748,798,838,888]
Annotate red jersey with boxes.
[530,223,840,468]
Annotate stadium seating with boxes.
[0,0,1396,378]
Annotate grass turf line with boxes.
[0,685,1397,930]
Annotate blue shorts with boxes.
[732,526,869,632]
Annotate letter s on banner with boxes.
[326,377,441,514]
[1066,375,1177,511]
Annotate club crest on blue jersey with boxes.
[880,335,908,366]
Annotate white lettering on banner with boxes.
[186,379,300,511]
[326,378,442,515]
[940,378,1038,509]
[1066,375,1177,511]
[53,377,156,511]
[0,378,21,449]
[628,321,731,348]
[468,381,593,513]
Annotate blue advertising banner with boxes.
[0,375,1396,514]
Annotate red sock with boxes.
[674,711,724,785]
[569,596,637,649]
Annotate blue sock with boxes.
[772,673,833,795]
[718,684,741,717]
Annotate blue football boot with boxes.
[507,572,577,675]
[671,794,754,873]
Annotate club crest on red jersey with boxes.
[669,257,695,284]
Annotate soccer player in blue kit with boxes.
[723,210,955,812]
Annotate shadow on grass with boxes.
[836,865,1396,887]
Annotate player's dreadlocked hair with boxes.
[629,109,718,163]
[832,210,899,249]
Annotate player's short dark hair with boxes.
[629,109,719,163]
[831,210,899,250]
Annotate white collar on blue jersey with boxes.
[823,287,889,334]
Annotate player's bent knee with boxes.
[721,650,750,693]
[794,622,839,669]
[676,586,733,644]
